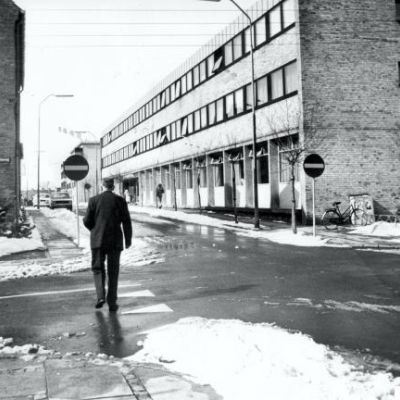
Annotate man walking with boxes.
[83,178,132,312]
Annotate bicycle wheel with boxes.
[350,208,367,226]
[322,210,340,230]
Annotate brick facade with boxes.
[0,0,24,221]
[299,0,400,216]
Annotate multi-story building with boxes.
[61,141,101,203]
[0,0,24,221]
[101,0,400,219]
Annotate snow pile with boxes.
[0,337,52,359]
[130,317,400,400]
[40,207,90,250]
[0,222,45,258]
[350,222,400,239]
[0,256,91,282]
[129,205,329,247]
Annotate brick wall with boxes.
[299,0,400,217]
[0,0,23,220]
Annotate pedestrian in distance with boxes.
[83,178,132,312]
[156,183,164,209]
[124,188,131,204]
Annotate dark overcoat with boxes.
[83,191,132,250]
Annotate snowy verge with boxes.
[128,317,400,400]
[129,205,330,247]
[350,221,400,240]
[0,220,45,258]
[0,209,165,282]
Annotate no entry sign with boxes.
[303,154,325,178]
[63,155,89,181]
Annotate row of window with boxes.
[102,60,297,168]
[101,0,296,148]
[136,139,299,193]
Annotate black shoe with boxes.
[109,304,119,312]
[95,299,105,309]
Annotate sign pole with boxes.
[76,183,80,247]
[312,178,316,237]
[303,154,325,237]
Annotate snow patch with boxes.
[128,317,400,400]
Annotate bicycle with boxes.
[322,202,367,230]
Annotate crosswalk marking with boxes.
[121,303,173,314]
[119,290,154,298]
[0,283,142,301]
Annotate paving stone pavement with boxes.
[0,357,221,400]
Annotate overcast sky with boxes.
[14,0,256,190]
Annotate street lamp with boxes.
[199,0,260,228]
[37,94,74,209]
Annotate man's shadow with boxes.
[95,311,129,358]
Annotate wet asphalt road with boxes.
[1,211,400,369]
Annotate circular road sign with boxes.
[63,154,89,181]
[303,153,325,178]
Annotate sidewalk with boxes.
[0,354,220,400]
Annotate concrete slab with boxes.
[132,364,222,400]
[0,362,46,399]
[45,360,134,399]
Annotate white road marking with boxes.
[0,283,141,301]
[121,303,173,314]
[119,290,155,298]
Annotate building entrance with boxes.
[123,178,139,205]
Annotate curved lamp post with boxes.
[198,0,259,228]
[37,94,74,209]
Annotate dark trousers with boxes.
[91,248,121,306]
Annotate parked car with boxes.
[32,192,51,208]
[49,192,73,210]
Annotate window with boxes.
[165,87,170,105]
[234,88,244,114]
[181,116,188,136]
[171,122,177,140]
[200,61,207,82]
[225,93,235,118]
[214,164,224,187]
[161,91,166,108]
[284,62,297,93]
[201,106,208,128]
[257,156,269,183]
[211,47,224,74]
[149,101,153,116]
[181,75,187,94]
[244,27,252,53]
[194,110,201,131]
[256,76,268,105]
[197,158,207,187]
[233,33,243,61]
[175,80,181,99]
[245,84,253,110]
[208,102,216,125]
[174,165,181,189]
[271,69,284,99]
[163,167,171,190]
[233,160,245,186]
[255,17,267,46]
[216,98,224,122]
[283,0,296,28]
[177,119,183,138]
[224,41,233,66]
[211,155,224,187]
[184,163,193,189]
[187,70,193,91]
[170,84,176,102]
[187,114,194,134]
[279,136,299,182]
[193,65,200,86]
[269,5,282,38]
